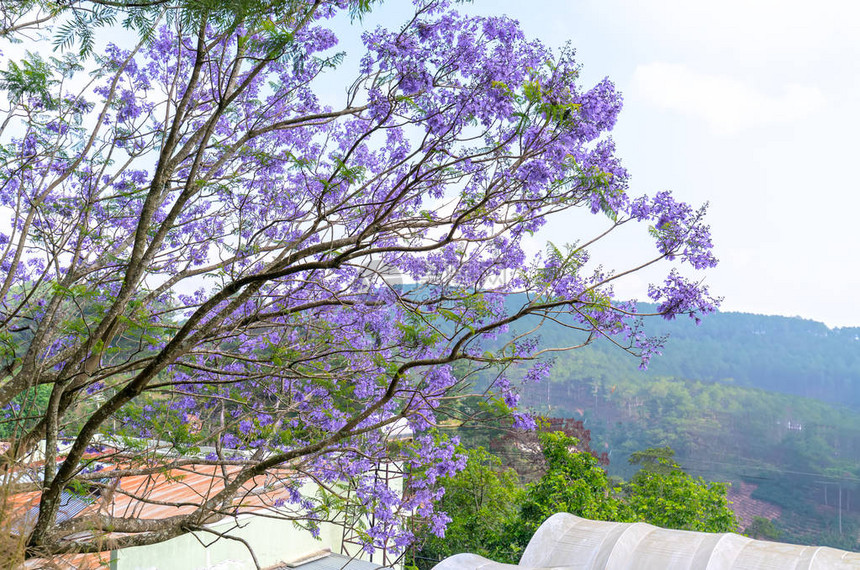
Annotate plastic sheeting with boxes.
[432,513,860,569]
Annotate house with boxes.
[5,438,410,570]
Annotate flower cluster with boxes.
[0,0,718,556]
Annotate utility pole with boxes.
[817,480,843,535]
[838,484,843,535]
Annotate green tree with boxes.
[1,0,377,57]
[628,446,676,474]
[624,450,738,533]
[745,516,781,541]
[410,446,522,570]
[515,433,633,545]
[410,439,741,567]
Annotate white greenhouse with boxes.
[432,513,860,570]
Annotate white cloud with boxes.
[620,0,860,66]
[630,62,826,135]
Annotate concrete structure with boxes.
[108,509,382,570]
[11,431,413,570]
[13,463,402,570]
[433,513,860,570]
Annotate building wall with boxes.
[110,511,345,570]
[109,472,405,570]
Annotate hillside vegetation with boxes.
[512,308,860,550]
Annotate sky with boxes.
[4,1,859,327]
[340,0,860,328]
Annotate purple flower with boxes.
[0,1,719,555]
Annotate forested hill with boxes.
[510,307,860,550]
[533,306,860,409]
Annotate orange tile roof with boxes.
[22,551,111,570]
[92,463,291,520]
[6,460,296,567]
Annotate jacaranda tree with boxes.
[0,0,718,561]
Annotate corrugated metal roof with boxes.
[8,462,293,525]
[11,462,352,570]
[76,463,294,521]
[288,552,390,570]
[21,552,111,570]
[8,459,386,570]
[22,490,93,526]
[7,459,297,569]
